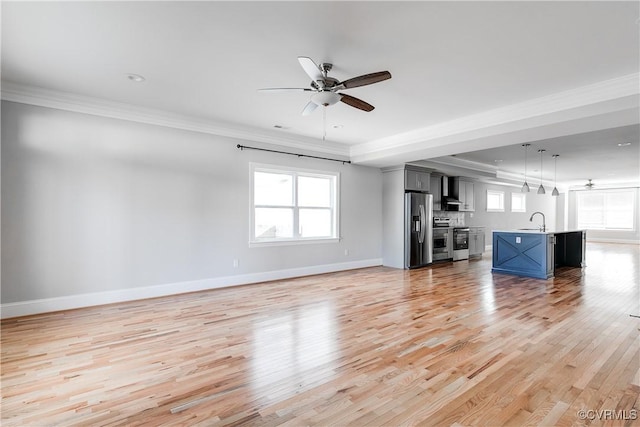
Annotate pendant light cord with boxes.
[537,149,546,183]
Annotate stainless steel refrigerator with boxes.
[405,192,433,268]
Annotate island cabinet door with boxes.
[492,232,552,279]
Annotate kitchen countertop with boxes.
[492,229,586,235]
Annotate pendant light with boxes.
[551,154,559,196]
[521,143,530,192]
[537,149,546,194]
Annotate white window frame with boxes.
[486,190,505,212]
[250,163,340,247]
[511,192,527,213]
[576,189,636,231]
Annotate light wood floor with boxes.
[2,243,639,426]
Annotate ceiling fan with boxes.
[259,56,391,116]
[585,179,595,189]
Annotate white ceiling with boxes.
[426,124,639,189]
[2,1,639,186]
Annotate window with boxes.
[486,190,504,212]
[250,164,339,245]
[511,192,527,213]
[576,189,635,230]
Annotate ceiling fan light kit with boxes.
[311,91,341,107]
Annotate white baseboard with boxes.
[586,238,640,245]
[1,258,382,319]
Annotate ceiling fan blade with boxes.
[340,94,375,112]
[258,87,313,92]
[302,101,318,116]
[340,71,392,89]
[298,56,323,82]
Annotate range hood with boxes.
[441,176,462,208]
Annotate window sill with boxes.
[249,237,340,248]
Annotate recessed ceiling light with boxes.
[617,142,631,147]
[333,125,344,129]
[126,73,146,83]
[494,159,503,163]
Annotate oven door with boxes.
[453,228,469,250]
[433,228,451,260]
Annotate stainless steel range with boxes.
[453,227,470,261]
[432,217,453,261]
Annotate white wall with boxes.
[1,101,382,314]
[465,181,558,245]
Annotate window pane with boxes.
[606,210,633,229]
[255,208,293,239]
[577,190,635,230]
[512,193,526,212]
[254,172,293,206]
[298,176,332,207]
[579,193,604,210]
[299,209,332,238]
[487,190,504,211]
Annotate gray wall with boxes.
[465,181,558,244]
[382,169,405,268]
[1,101,382,304]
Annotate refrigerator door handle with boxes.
[418,204,426,244]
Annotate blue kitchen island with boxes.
[492,230,586,279]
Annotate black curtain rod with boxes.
[237,144,351,165]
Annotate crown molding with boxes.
[350,73,640,162]
[0,81,350,158]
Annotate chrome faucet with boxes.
[529,211,546,232]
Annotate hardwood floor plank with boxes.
[2,243,638,426]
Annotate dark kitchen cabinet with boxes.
[405,166,431,192]
[451,178,475,212]
[430,173,443,211]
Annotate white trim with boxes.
[0,81,350,157]
[250,163,340,244]
[248,237,340,248]
[0,258,383,319]
[586,238,640,245]
[350,73,640,165]
[351,73,639,157]
[486,189,505,212]
[511,192,527,213]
